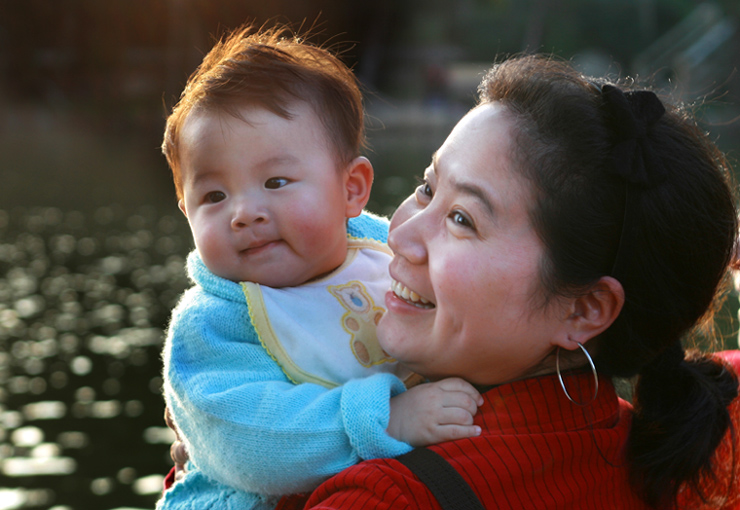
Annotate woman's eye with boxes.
[205,191,226,203]
[265,177,289,189]
[415,177,433,201]
[450,210,474,229]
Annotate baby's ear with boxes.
[178,200,187,217]
[344,156,374,218]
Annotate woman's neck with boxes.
[473,347,593,393]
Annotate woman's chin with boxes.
[377,314,410,362]
[378,290,437,369]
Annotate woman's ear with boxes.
[178,199,187,217]
[343,156,374,218]
[555,276,625,350]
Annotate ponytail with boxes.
[628,346,738,507]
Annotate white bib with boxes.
[241,239,419,388]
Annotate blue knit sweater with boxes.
[157,212,412,510]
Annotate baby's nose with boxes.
[231,201,266,229]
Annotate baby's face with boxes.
[177,103,352,287]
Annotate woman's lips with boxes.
[390,278,434,308]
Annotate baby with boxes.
[157,25,481,510]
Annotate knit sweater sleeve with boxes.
[162,254,410,496]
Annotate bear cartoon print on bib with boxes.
[329,281,395,367]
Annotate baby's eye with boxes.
[205,191,226,203]
[265,177,290,189]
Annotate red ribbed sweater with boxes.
[280,351,740,510]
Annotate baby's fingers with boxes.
[436,377,484,406]
[438,405,476,427]
[433,423,482,443]
[438,389,480,417]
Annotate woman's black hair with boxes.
[478,55,738,508]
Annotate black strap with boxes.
[396,447,486,510]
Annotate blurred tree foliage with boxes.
[2,0,737,104]
[0,0,736,200]
[385,0,737,68]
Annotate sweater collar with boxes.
[475,370,625,435]
[186,250,246,303]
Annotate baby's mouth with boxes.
[240,240,279,255]
[391,279,435,309]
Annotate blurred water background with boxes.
[1,1,739,509]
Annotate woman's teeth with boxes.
[391,279,433,308]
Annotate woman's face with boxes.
[377,103,569,386]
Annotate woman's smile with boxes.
[389,278,434,308]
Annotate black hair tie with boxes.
[601,84,667,187]
[598,84,667,276]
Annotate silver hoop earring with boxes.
[556,342,599,406]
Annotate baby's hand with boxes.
[387,377,483,446]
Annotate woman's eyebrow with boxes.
[433,154,495,218]
[456,181,495,218]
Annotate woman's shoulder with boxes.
[715,349,740,372]
[298,457,433,510]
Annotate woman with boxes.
[170,55,740,509]
[281,55,740,509]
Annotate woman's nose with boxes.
[388,202,428,265]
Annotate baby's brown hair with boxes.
[162,24,365,201]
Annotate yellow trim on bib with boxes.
[347,237,393,256]
[241,281,338,389]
